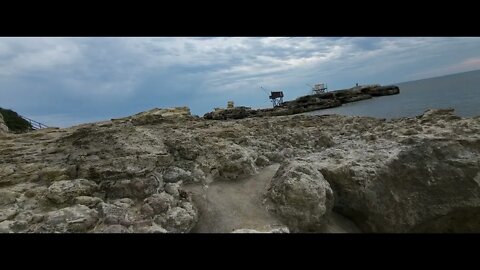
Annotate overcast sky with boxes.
[1,37,480,127]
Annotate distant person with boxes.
[356,83,358,86]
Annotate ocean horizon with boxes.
[307,69,480,119]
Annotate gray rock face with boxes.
[318,139,480,232]
[310,109,480,232]
[268,160,334,232]
[1,106,480,233]
[46,179,99,204]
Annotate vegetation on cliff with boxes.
[0,108,33,133]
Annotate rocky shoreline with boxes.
[1,107,479,233]
[204,84,399,120]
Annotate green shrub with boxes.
[0,107,33,133]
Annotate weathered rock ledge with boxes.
[1,107,479,233]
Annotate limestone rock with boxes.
[0,206,18,222]
[1,106,480,233]
[142,192,176,216]
[46,179,99,204]
[131,107,191,125]
[100,177,159,200]
[268,160,334,232]
[97,202,134,226]
[316,139,480,233]
[164,182,182,198]
[162,166,193,183]
[154,202,198,233]
[75,196,103,207]
[40,204,99,233]
[0,220,15,233]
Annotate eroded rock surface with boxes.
[267,160,334,232]
[0,107,479,233]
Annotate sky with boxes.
[1,37,480,128]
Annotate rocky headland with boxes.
[1,106,479,233]
[204,84,399,120]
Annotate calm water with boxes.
[307,70,480,119]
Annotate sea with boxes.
[307,69,480,119]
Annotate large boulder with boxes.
[267,160,334,232]
[315,137,480,233]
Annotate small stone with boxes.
[164,183,181,198]
[162,167,193,183]
[143,193,176,215]
[75,196,103,207]
[46,179,99,204]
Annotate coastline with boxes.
[1,107,480,233]
[204,84,399,120]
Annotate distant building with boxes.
[311,83,327,95]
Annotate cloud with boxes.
[0,38,82,76]
[412,57,480,80]
[1,37,480,127]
